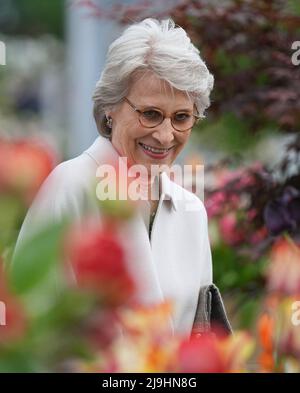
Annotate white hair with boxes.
[92,18,214,138]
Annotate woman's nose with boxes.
[152,118,175,146]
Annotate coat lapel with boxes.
[84,136,175,334]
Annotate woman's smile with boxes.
[138,142,173,160]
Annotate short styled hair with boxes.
[92,18,214,138]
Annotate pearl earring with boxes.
[106,116,113,128]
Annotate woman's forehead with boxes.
[128,71,194,108]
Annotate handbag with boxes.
[191,283,233,338]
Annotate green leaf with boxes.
[0,194,25,252]
[8,220,68,296]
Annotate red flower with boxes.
[65,223,135,307]
[0,137,57,203]
[0,293,26,344]
[0,263,26,344]
[177,334,226,373]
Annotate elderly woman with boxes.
[14,18,231,338]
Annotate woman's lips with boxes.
[138,142,172,159]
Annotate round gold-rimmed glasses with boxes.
[124,97,200,132]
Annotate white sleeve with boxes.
[199,203,213,286]
[13,162,82,257]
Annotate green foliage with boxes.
[212,244,267,293]
[216,50,256,76]
[0,286,97,372]
[109,0,300,151]
[0,194,25,253]
[0,0,64,38]
[196,112,256,153]
[288,0,300,17]
[212,243,268,329]
[1,219,98,372]
[9,220,68,296]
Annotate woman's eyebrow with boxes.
[142,104,162,110]
[142,103,193,112]
[174,108,193,112]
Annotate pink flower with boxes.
[206,164,263,219]
[205,191,228,218]
[216,163,262,190]
[219,212,245,246]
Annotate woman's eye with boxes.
[175,113,190,122]
[142,110,161,120]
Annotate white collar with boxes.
[84,136,178,211]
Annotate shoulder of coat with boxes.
[47,153,98,191]
[169,180,207,214]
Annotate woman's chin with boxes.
[135,155,172,171]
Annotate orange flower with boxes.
[267,237,300,296]
[0,137,57,203]
[104,302,178,372]
[119,301,174,339]
[258,313,274,352]
[257,313,275,372]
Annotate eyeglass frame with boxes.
[123,97,201,132]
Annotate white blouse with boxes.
[138,174,159,238]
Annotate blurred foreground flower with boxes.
[88,303,253,373]
[257,313,275,372]
[177,331,254,373]
[0,137,57,204]
[109,302,177,373]
[267,236,300,296]
[0,262,26,345]
[65,221,135,308]
[277,297,300,366]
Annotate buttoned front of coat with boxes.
[13,135,213,338]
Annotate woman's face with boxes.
[107,72,194,172]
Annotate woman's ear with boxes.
[104,110,112,120]
[106,116,113,129]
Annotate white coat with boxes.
[14,135,213,338]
